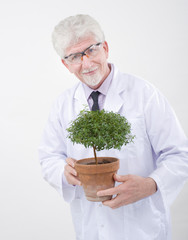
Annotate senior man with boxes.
[39,14,188,240]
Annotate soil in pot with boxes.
[75,157,119,202]
[84,159,111,165]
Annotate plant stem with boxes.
[93,146,98,165]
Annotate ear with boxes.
[102,41,109,58]
[61,59,74,73]
[61,59,68,68]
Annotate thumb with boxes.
[114,174,129,182]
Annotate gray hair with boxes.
[51,14,105,59]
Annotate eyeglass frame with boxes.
[63,42,103,64]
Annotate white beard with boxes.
[82,68,102,87]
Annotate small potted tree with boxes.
[67,108,134,202]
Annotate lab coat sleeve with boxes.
[38,99,76,203]
[145,88,188,208]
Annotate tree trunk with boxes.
[93,146,98,165]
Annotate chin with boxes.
[83,74,103,88]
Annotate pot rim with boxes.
[75,157,119,174]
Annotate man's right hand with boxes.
[64,158,81,186]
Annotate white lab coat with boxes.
[39,65,188,240]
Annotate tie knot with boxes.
[90,91,100,100]
[90,91,100,111]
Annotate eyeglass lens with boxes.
[66,43,102,64]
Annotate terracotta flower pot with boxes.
[75,157,119,202]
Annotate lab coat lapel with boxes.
[74,83,88,114]
[104,68,124,113]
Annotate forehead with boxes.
[66,37,97,56]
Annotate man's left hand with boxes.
[97,174,157,209]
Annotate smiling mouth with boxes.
[82,67,98,75]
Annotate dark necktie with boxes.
[90,91,100,111]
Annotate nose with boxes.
[81,54,92,68]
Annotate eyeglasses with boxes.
[64,42,103,64]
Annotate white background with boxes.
[0,0,188,239]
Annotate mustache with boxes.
[82,67,98,74]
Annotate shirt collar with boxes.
[83,63,114,100]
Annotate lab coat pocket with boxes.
[124,117,154,176]
[124,195,166,239]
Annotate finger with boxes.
[69,175,82,186]
[97,185,119,197]
[113,174,130,182]
[64,168,81,186]
[102,195,121,209]
[65,164,77,176]
[66,158,76,167]
[66,175,82,186]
